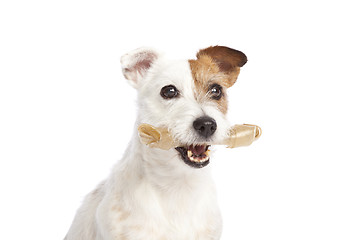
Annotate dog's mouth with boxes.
[175,145,211,168]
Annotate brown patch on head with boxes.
[189,46,247,114]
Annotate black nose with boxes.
[193,116,217,139]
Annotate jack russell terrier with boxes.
[65,46,248,240]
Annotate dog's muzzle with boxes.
[174,116,216,168]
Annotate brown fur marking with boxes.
[189,46,247,114]
[197,45,247,71]
[189,57,228,114]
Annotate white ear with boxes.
[120,47,160,89]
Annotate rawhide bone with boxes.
[138,123,262,150]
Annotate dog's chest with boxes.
[158,192,220,239]
[110,180,221,240]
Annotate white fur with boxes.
[65,47,232,240]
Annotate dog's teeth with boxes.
[186,146,210,164]
[202,156,209,162]
[189,155,209,163]
[189,156,198,162]
[204,149,210,156]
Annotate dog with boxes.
[65,46,247,240]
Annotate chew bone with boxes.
[138,123,261,150]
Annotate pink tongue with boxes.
[189,145,206,156]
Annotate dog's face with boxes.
[121,46,247,168]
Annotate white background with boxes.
[1,0,359,239]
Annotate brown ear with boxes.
[196,46,247,87]
[197,46,247,72]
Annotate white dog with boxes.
[65,46,247,240]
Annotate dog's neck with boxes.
[114,123,214,194]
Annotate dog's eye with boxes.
[160,85,179,99]
[209,84,223,100]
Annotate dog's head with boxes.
[121,46,247,168]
